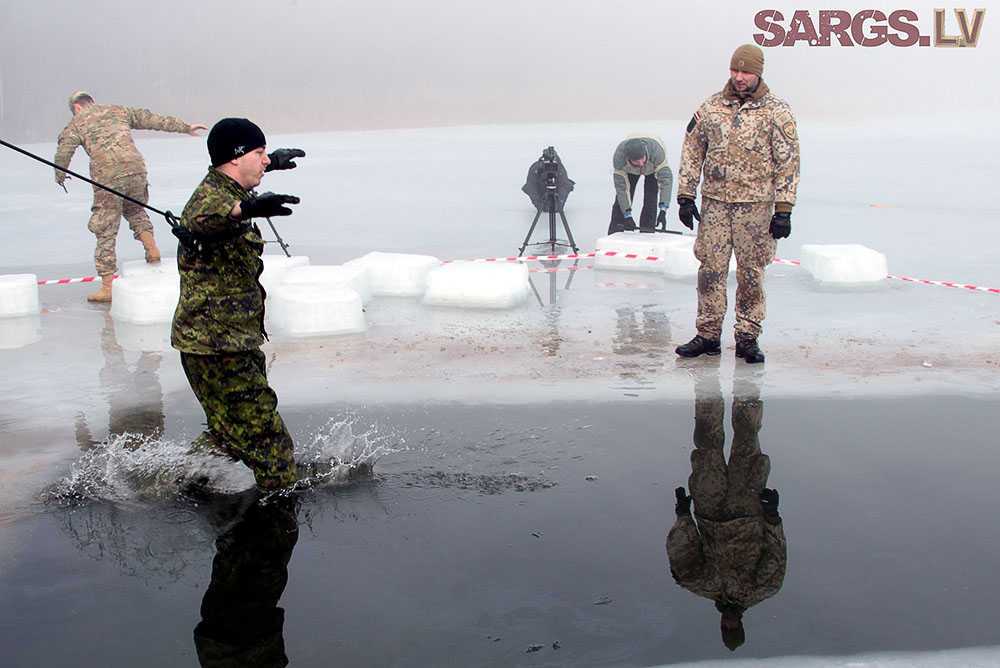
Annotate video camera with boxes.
[518,145,578,255]
[540,146,560,187]
[522,146,574,213]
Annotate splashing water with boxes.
[46,414,400,504]
[293,414,400,489]
[45,432,256,504]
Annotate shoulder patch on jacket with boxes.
[686,111,703,133]
[774,109,797,141]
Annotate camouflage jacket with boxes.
[677,81,799,210]
[54,104,192,183]
[666,512,786,611]
[170,167,267,355]
[612,133,674,214]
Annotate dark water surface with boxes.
[2,389,999,667]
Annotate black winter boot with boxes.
[735,337,765,364]
[675,335,721,358]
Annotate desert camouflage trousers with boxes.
[88,174,154,275]
[689,386,769,522]
[693,198,776,340]
[181,350,297,490]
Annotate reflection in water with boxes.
[667,366,786,651]
[613,305,671,384]
[194,494,300,668]
[75,312,165,449]
[529,259,582,357]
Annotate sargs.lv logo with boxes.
[753,8,986,47]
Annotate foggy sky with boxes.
[0,0,995,142]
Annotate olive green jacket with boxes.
[170,168,267,355]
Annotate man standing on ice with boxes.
[54,91,207,302]
[608,133,673,235]
[674,45,800,364]
[170,117,304,491]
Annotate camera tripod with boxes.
[519,186,578,256]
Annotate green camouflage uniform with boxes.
[678,81,800,340]
[666,380,786,613]
[194,497,298,667]
[54,104,193,275]
[171,167,296,490]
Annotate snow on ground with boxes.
[658,646,1000,668]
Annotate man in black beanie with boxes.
[171,118,305,491]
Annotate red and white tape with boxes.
[443,252,596,263]
[886,275,1000,294]
[34,254,999,294]
[529,264,592,275]
[37,274,118,285]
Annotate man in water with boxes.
[170,117,304,490]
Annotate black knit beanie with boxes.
[207,118,266,167]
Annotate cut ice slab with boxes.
[800,243,888,283]
[422,261,529,309]
[120,258,178,278]
[259,254,310,294]
[110,274,180,324]
[593,232,733,276]
[280,264,373,304]
[0,273,40,317]
[267,284,366,337]
[345,251,440,297]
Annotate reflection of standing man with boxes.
[674,45,800,364]
[667,370,785,651]
[54,91,207,302]
[75,312,165,449]
[608,134,673,235]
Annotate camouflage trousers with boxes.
[181,350,297,490]
[693,198,776,340]
[689,387,769,522]
[88,173,154,276]
[194,496,298,666]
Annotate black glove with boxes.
[677,197,701,230]
[656,209,667,229]
[265,148,306,172]
[769,211,791,239]
[238,192,300,219]
[760,488,780,517]
[675,486,692,515]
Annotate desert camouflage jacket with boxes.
[54,104,191,183]
[612,133,674,214]
[677,81,799,209]
[170,168,267,355]
[667,512,786,611]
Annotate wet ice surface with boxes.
[1,119,999,666]
[3,396,1000,667]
